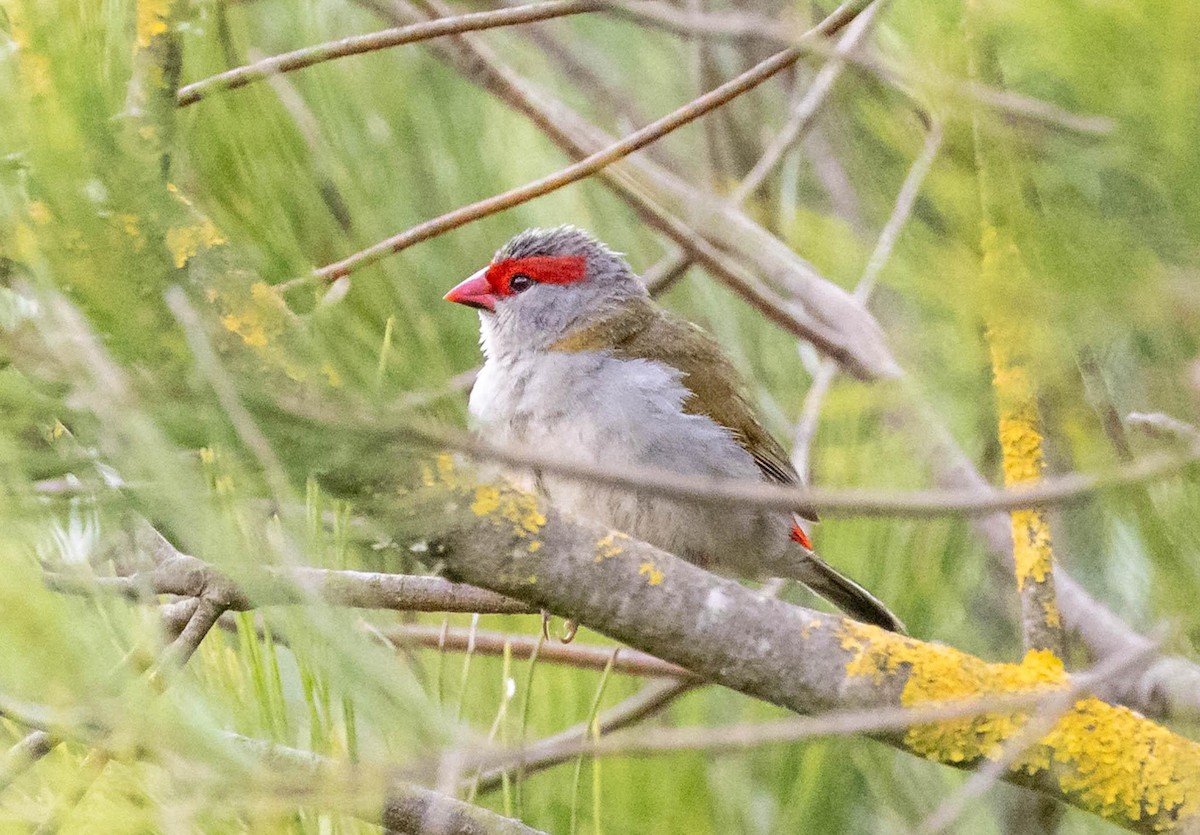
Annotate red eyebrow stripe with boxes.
[485,255,586,295]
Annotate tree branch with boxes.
[377,624,692,678]
[338,0,903,380]
[304,3,869,285]
[474,677,697,793]
[229,732,549,835]
[373,414,1200,519]
[177,1,602,106]
[45,559,535,616]
[792,121,943,476]
[398,461,1200,833]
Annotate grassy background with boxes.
[2,0,1199,831]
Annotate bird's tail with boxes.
[791,554,906,634]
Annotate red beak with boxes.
[444,268,496,312]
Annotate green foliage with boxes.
[0,0,1197,831]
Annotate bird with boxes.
[444,226,904,633]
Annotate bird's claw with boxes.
[540,611,578,643]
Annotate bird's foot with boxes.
[540,610,578,643]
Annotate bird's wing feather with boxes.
[555,298,819,521]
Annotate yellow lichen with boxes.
[421,453,460,489]
[798,619,821,641]
[471,486,501,518]
[984,221,1060,633]
[207,280,297,363]
[638,561,664,586]
[1010,508,1054,588]
[165,218,225,269]
[527,540,542,553]
[221,312,268,348]
[465,480,544,539]
[115,213,145,252]
[594,532,628,562]
[434,454,457,487]
[838,620,1200,828]
[135,0,171,48]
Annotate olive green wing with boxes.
[605,302,819,520]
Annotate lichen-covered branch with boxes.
[396,458,1200,833]
[343,0,1200,726]
[986,321,1065,655]
[969,24,1065,658]
[126,0,186,177]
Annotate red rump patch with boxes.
[485,256,587,296]
[790,523,813,549]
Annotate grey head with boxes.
[445,226,648,358]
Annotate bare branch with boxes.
[228,732,549,835]
[303,5,870,285]
[354,0,901,380]
[791,121,944,476]
[377,623,692,678]
[731,2,883,203]
[177,1,602,106]
[474,678,697,792]
[159,597,226,666]
[1127,411,1200,443]
[370,413,1200,519]
[45,561,536,615]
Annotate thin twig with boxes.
[300,4,868,286]
[45,563,536,615]
[792,121,943,476]
[599,0,800,43]
[731,1,884,203]
[1126,411,1200,444]
[166,287,293,505]
[363,410,1200,519]
[612,3,1113,136]
[377,623,692,678]
[162,597,227,666]
[177,1,602,106]
[632,0,891,371]
[357,0,900,381]
[473,677,697,792]
[0,731,54,793]
[471,678,1095,765]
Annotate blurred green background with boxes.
[1,0,1199,831]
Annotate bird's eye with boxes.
[508,273,535,294]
